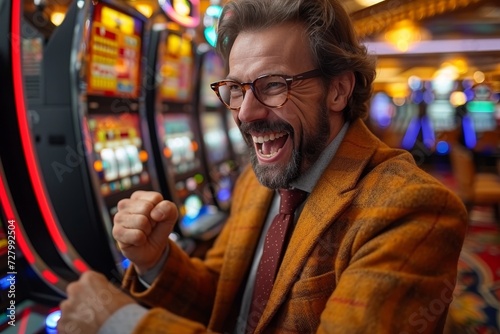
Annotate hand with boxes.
[57,271,135,334]
[113,191,179,274]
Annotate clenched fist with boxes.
[113,191,179,274]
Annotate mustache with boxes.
[239,120,294,135]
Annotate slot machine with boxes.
[195,47,241,211]
[17,0,159,278]
[0,161,67,333]
[463,83,498,153]
[425,76,460,155]
[145,4,227,245]
[0,0,77,319]
[198,2,250,174]
[0,202,62,333]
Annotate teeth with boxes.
[258,148,281,158]
[252,132,285,144]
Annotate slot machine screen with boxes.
[428,77,457,132]
[201,113,230,164]
[467,101,496,133]
[427,101,456,132]
[200,51,225,108]
[22,37,43,84]
[158,33,194,103]
[157,113,201,174]
[86,113,151,197]
[179,193,222,237]
[87,2,143,98]
[155,114,226,238]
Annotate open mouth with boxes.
[252,131,289,159]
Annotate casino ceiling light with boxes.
[352,0,484,38]
[384,20,430,52]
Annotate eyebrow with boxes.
[224,72,289,83]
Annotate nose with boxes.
[237,89,269,124]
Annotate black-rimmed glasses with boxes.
[210,69,322,110]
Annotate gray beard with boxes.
[250,147,301,189]
[245,101,331,189]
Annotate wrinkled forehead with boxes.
[228,23,315,78]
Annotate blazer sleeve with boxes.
[118,221,235,333]
[316,183,468,333]
[121,167,256,332]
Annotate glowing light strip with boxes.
[0,164,65,288]
[11,0,69,256]
[365,38,500,55]
[0,160,66,288]
[73,259,88,273]
[17,307,30,334]
[0,169,35,265]
[401,116,420,150]
[0,173,69,288]
[42,270,59,285]
[462,115,477,149]
[13,0,92,278]
[421,116,435,148]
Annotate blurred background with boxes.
[0,0,499,332]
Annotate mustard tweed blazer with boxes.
[123,119,467,333]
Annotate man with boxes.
[58,0,467,333]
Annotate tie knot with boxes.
[278,188,308,214]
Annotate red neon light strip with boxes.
[0,163,62,286]
[73,258,88,273]
[17,307,30,334]
[0,172,35,265]
[42,269,59,285]
[11,0,68,254]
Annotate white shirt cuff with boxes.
[137,244,170,287]
[98,303,148,334]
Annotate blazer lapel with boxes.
[209,179,274,329]
[256,119,380,331]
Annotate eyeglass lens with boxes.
[218,75,289,109]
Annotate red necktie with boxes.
[246,188,308,333]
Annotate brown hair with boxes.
[216,0,376,121]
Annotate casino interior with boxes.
[0,0,499,332]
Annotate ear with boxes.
[327,71,355,112]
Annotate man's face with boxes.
[227,22,333,189]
